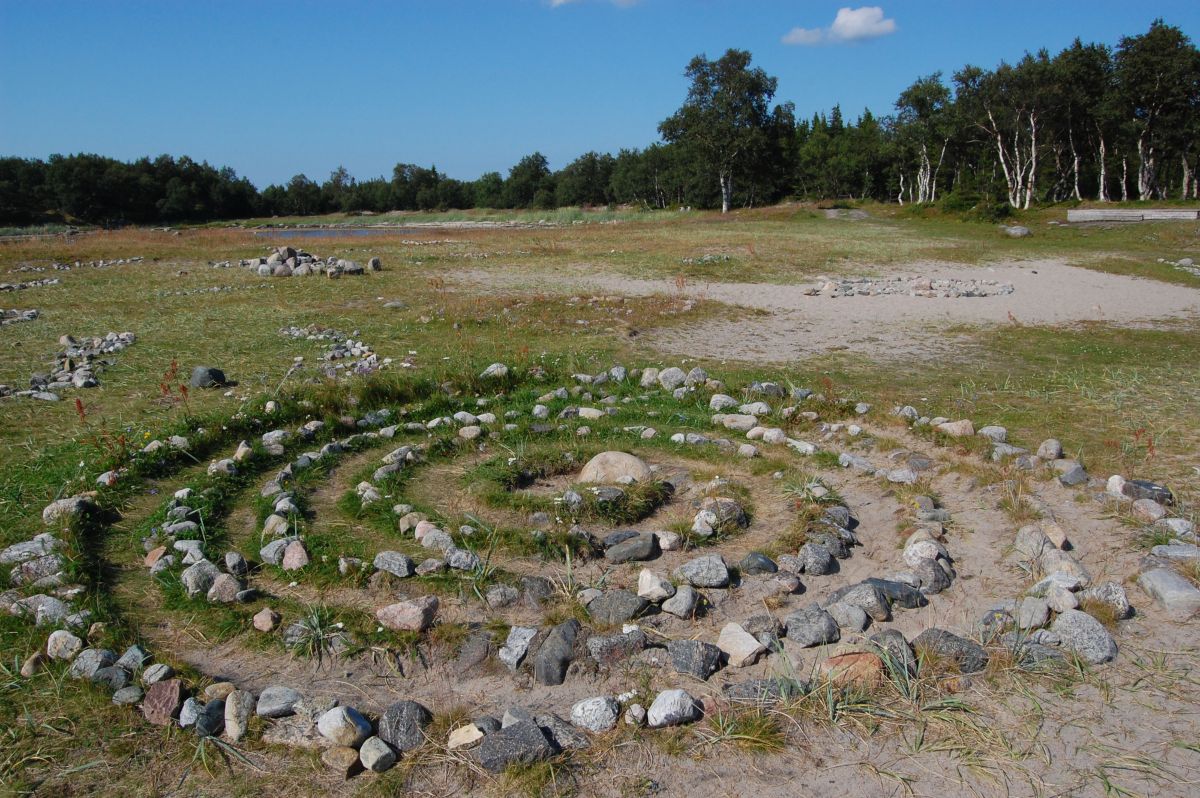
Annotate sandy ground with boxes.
[451,259,1200,361]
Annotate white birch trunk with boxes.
[1097,136,1109,202]
[1136,134,1154,200]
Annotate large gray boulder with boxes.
[1049,609,1118,664]
[674,554,729,588]
[180,560,220,598]
[784,604,839,647]
[579,451,652,484]
[189,366,229,388]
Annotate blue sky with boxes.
[2,1,1197,188]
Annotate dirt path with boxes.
[450,259,1200,361]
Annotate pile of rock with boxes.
[1157,257,1199,278]
[1,496,99,629]
[239,246,382,278]
[280,324,392,378]
[681,254,732,265]
[51,257,143,270]
[1101,475,1200,619]
[890,411,1090,487]
[156,283,274,298]
[3,332,136,401]
[1,309,38,325]
[991,521,1125,664]
[0,277,60,292]
[804,276,1015,299]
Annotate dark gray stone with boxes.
[798,542,834,575]
[474,716,502,734]
[521,575,554,607]
[588,589,648,624]
[912,628,989,673]
[914,559,952,594]
[586,629,646,666]
[114,644,150,673]
[739,552,777,575]
[195,699,225,737]
[535,713,589,751]
[189,366,229,389]
[722,677,808,705]
[455,628,495,675]
[743,613,784,652]
[864,577,928,610]
[605,533,658,563]
[91,666,131,692]
[827,581,891,621]
[1122,479,1173,505]
[784,604,839,647]
[533,620,580,686]
[378,700,432,752]
[112,685,144,705]
[666,639,723,680]
[674,554,730,588]
[807,530,850,559]
[373,550,414,578]
[476,720,556,773]
[69,648,116,680]
[602,530,639,547]
[256,685,302,718]
[823,506,854,529]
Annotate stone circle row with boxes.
[803,275,1015,298]
[4,358,1194,780]
[1,331,136,400]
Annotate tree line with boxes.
[1,19,1196,226]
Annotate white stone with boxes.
[637,569,675,602]
[317,706,372,748]
[647,689,701,728]
[570,696,620,732]
[716,623,766,667]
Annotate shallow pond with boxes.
[252,227,418,239]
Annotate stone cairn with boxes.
[224,246,383,278]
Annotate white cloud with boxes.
[782,6,897,46]
[829,6,896,41]
[781,27,825,46]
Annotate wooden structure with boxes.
[1067,208,1200,222]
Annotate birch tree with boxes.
[895,74,953,203]
[659,49,778,213]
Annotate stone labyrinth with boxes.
[4,357,1199,782]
